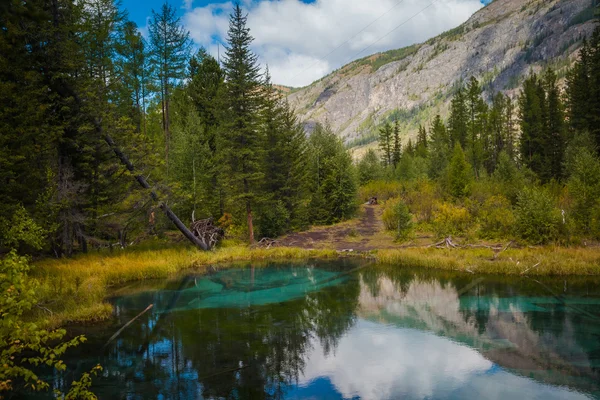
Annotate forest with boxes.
[1,0,600,396]
[362,30,600,245]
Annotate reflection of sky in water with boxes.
[296,319,591,400]
[36,263,600,400]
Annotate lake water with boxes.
[43,260,600,399]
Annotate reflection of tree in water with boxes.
[90,262,362,399]
[356,265,600,393]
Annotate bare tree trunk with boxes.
[103,130,209,251]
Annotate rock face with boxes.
[287,0,597,149]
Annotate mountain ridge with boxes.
[285,0,598,151]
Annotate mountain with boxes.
[286,0,598,151]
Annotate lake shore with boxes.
[31,241,600,328]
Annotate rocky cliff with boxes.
[286,0,597,150]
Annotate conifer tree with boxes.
[149,2,191,170]
[416,125,428,158]
[392,120,402,167]
[447,144,473,198]
[543,68,565,180]
[428,115,449,179]
[448,87,468,148]
[519,74,547,180]
[221,3,265,243]
[378,122,393,167]
[116,21,151,133]
[465,77,487,176]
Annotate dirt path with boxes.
[277,205,396,251]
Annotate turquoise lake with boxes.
[38,260,600,399]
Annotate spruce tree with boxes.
[221,3,265,243]
[543,69,565,180]
[519,74,547,180]
[465,77,487,176]
[149,2,191,171]
[428,115,449,179]
[378,122,393,167]
[447,144,473,198]
[392,120,402,167]
[448,87,468,148]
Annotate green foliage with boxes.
[432,203,472,237]
[0,206,46,252]
[0,251,96,397]
[256,200,291,239]
[478,195,515,238]
[446,144,473,198]
[357,149,385,185]
[515,187,563,244]
[308,125,358,224]
[567,146,600,235]
[382,198,413,239]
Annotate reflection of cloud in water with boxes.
[295,276,597,400]
[299,320,591,400]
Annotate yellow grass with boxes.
[32,245,338,327]
[375,246,600,276]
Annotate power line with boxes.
[342,0,440,66]
[290,0,442,84]
[289,0,409,82]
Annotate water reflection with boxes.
[44,261,600,399]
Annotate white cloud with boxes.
[184,0,486,87]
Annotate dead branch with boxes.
[104,304,153,349]
[190,218,225,250]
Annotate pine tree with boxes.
[149,2,192,171]
[378,122,393,167]
[415,125,428,158]
[392,120,402,167]
[221,3,265,243]
[543,69,565,180]
[448,86,468,148]
[447,144,473,198]
[519,74,547,180]
[116,21,151,134]
[428,115,449,179]
[465,77,487,176]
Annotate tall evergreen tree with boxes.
[428,115,449,179]
[415,125,428,158]
[465,77,487,176]
[116,21,151,134]
[448,86,468,148]
[149,2,191,171]
[221,3,265,243]
[392,120,402,167]
[378,122,393,167]
[543,68,565,180]
[519,74,547,180]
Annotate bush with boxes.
[358,180,403,202]
[514,187,563,244]
[478,195,515,238]
[382,198,413,239]
[403,179,440,223]
[432,203,472,237]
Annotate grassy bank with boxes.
[31,245,338,327]
[375,246,600,276]
[30,242,600,327]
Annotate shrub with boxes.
[514,187,563,244]
[432,203,471,237]
[358,180,403,202]
[478,195,515,238]
[382,198,413,238]
[404,179,440,223]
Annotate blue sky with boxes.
[121,0,491,86]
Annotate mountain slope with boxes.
[286,0,597,149]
